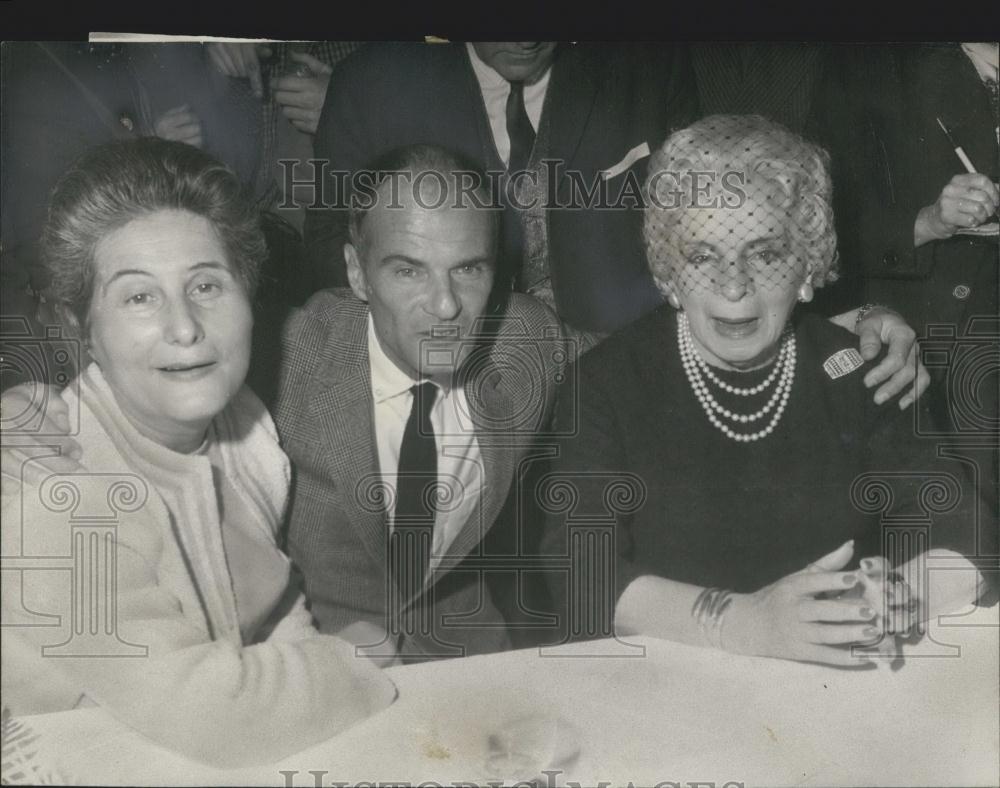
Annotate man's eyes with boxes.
[454,263,487,276]
[392,264,488,279]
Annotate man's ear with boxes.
[344,243,370,302]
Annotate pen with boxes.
[936,117,977,174]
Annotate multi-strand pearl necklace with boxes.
[677,312,796,443]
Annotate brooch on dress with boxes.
[823,348,865,379]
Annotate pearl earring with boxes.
[797,277,814,303]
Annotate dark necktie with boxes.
[505,80,536,173]
[391,382,438,599]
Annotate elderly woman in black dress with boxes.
[544,115,990,666]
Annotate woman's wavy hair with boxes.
[40,138,266,327]
[643,114,839,293]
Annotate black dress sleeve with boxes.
[539,346,654,642]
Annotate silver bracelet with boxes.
[854,303,884,329]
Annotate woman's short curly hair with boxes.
[40,138,266,325]
[643,114,839,292]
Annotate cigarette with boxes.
[954,147,977,174]
[936,117,978,174]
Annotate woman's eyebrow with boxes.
[680,240,718,254]
[101,268,152,294]
[742,235,784,249]
[188,261,230,273]
[102,261,230,293]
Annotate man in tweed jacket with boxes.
[274,145,581,662]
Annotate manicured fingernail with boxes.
[864,626,880,637]
[874,392,888,405]
[860,607,875,619]
[860,558,874,572]
[842,573,858,586]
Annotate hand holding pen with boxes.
[914,118,1000,247]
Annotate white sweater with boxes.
[1,364,396,767]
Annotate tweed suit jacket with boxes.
[274,289,579,660]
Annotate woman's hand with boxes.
[206,43,273,99]
[336,620,400,669]
[723,541,880,667]
[851,306,929,409]
[914,173,999,247]
[153,104,203,148]
[1,383,82,492]
[856,556,917,636]
[270,53,333,135]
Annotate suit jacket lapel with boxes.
[459,44,507,173]
[306,299,525,590]
[457,42,599,170]
[311,304,388,568]
[542,43,599,167]
[438,356,517,569]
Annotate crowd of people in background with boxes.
[3,41,996,402]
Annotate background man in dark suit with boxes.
[301,40,697,334]
[814,42,998,542]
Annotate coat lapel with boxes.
[542,43,599,167]
[310,304,389,568]
[437,353,518,570]
[459,44,507,173]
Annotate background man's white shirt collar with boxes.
[466,43,551,168]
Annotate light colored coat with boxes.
[1,364,395,767]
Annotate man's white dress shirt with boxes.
[466,43,551,168]
[368,316,483,570]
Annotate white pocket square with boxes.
[601,141,651,181]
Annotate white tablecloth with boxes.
[11,606,999,787]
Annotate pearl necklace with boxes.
[677,312,796,443]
